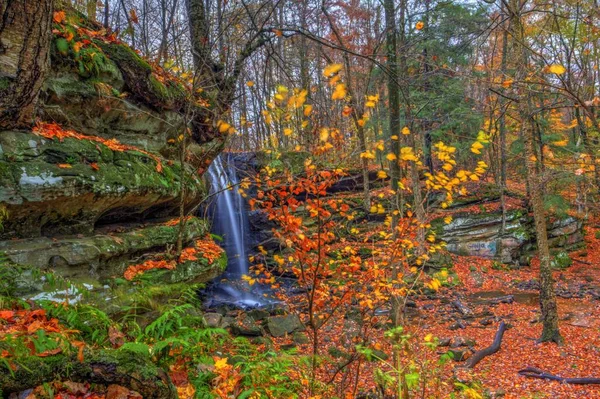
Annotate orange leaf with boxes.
[72,341,86,362]
[57,163,72,169]
[53,11,66,24]
[0,310,15,321]
[37,347,62,357]
[129,9,139,24]
[90,162,99,171]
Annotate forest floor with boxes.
[4,181,600,398]
[262,218,600,399]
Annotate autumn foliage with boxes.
[33,122,164,172]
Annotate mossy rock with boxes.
[94,40,186,111]
[0,216,210,281]
[0,347,177,398]
[0,130,205,238]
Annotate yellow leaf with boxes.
[377,170,388,179]
[284,128,292,136]
[391,135,398,140]
[304,104,313,116]
[246,81,255,87]
[218,121,231,133]
[214,357,228,370]
[548,64,566,75]
[323,63,343,77]
[332,84,347,100]
[402,126,411,135]
[386,153,397,161]
[444,215,453,224]
[319,128,329,142]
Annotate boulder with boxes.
[265,314,304,337]
[230,315,263,336]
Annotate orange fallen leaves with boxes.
[123,237,223,280]
[193,238,225,264]
[179,247,199,262]
[0,308,83,362]
[123,259,176,281]
[53,10,66,24]
[33,122,164,173]
[164,216,192,226]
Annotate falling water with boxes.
[205,153,273,309]
[207,154,250,277]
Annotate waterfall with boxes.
[205,153,273,309]
[207,154,250,277]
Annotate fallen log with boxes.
[462,321,506,368]
[518,367,600,384]
[0,348,177,398]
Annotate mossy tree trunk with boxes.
[0,0,53,129]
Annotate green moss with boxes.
[0,76,12,92]
[149,75,186,104]
[95,39,152,73]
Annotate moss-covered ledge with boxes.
[0,130,206,239]
[0,348,177,398]
[0,216,210,283]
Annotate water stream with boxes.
[205,153,273,309]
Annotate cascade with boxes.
[206,153,271,308]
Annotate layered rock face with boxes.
[0,14,226,295]
[436,209,584,265]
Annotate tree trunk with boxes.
[385,0,402,225]
[0,0,53,130]
[509,0,562,344]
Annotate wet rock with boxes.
[0,217,223,285]
[220,316,235,329]
[231,315,263,336]
[266,314,304,337]
[449,320,467,330]
[450,337,477,348]
[247,308,270,321]
[0,131,206,240]
[204,313,222,328]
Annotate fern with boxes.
[118,342,151,357]
[143,304,194,340]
